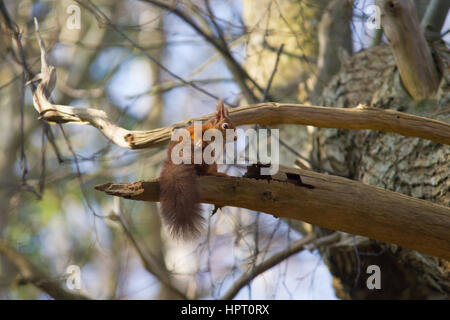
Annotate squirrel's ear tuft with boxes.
[216,100,225,121]
[223,103,229,117]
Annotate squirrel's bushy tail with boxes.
[159,161,204,239]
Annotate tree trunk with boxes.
[244,0,449,299]
[311,44,450,299]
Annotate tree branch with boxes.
[0,240,90,300]
[140,0,262,103]
[220,232,340,300]
[414,0,429,21]
[312,0,353,103]
[420,0,450,40]
[35,98,450,148]
[94,167,450,261]
[376,0,441,100]
[75,0,224,103]
[113,212,188,299]
[29,19,450,151]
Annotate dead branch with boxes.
[0,240,90,300]
[420,0,450,40]
[376,0,441,100]
[35,99,450,148]
[94,167,450,261]
[29,19,450,150]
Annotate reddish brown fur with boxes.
[159,154,202,239]
[159,101,235,239]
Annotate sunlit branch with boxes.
[94,168,450,261]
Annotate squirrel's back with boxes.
[159,151,204,239]
[158,100,234,239]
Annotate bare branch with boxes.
[420,0,450,40]
[414,0,429,21]
[140,0,262,103]
[261,44,284,102]
[0,240,90,300]
[29,19,450,152]
[114,213,188,300]
[221,232,340,300]
[204,0,227,47]
[376,0,441,100]
[94,167,450,261]
[75,0,224,103]
[34,98,450,148]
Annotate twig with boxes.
[126,78,234,99]
[59,124,101,218]
[29,20,450,150]
[0,1,42,198]
[221,232,340,300]
[19,67,28,184]
[141,0,262,103]
[0,239,90,300]
[76,0,227,104]
[114,211,188,299]
[39,124,47,194]
[204,0,227,46]
[0,2,63,172]
[261,44,284,102]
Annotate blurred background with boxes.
[0,0,448,299]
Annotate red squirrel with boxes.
[159,101,236,239]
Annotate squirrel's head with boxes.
[214,100,236,140]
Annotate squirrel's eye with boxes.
[222,123,229,129]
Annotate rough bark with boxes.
[312,43,450,299]
[376,0,441,100]
[242,0,449,299]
